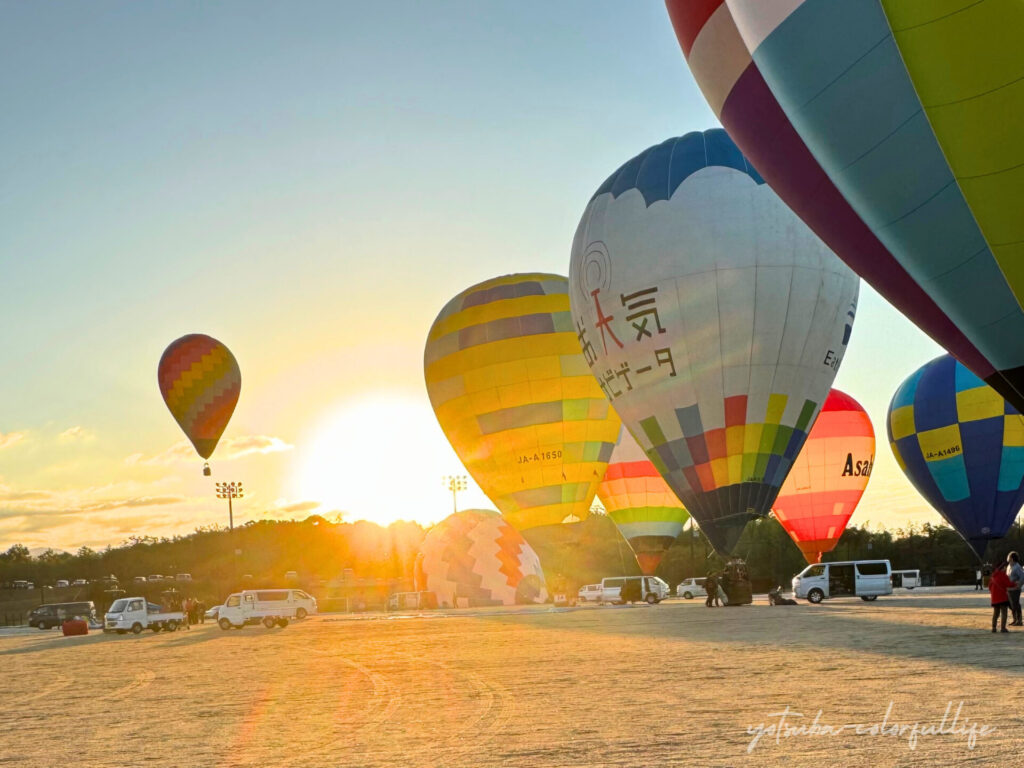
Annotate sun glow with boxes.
[292,393,487,527]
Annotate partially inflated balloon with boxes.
[158,334,241,465]
[569,130,859,555]
[888,355,1024,558]
[424,274,621,531]
[667,0,1024,409]
[772,389,874,564]
[418,510,548,607]
[598,428,689,574]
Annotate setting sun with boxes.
[291,393,487,527]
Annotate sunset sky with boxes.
[1,1,949,551]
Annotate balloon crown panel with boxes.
[569,129,859,555]
[424,273,621,531]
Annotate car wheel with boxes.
[862,595,878,601]
[296,608,307,619]
[646,594,657,604]
[807,589,824,604]
[37,622,48,631]
[219,618,232,631]
[906,587,914,590]
[263,616,276,629]
[277,618,289,628]
[683,592,693,600]
[166,619,179,632]
[131,623,143,635]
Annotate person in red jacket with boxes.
[989,559,1013,633]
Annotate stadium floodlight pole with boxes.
[215,481,244,531]
[443,475,467,515]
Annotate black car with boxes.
[27,602,97,630]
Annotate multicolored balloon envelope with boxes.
[157,334,241,468]
[888,354,1024,558]
[665,0,1024,411]
[772,389,874,564]
[569,129,859,556]
[598,428,689,574]
[424,273,621,532]
[417,510,548,607]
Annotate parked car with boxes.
[146,574,164,582]
[175,573,192,582]
[675,578,708,600]
[55,580,69,588]
[600,576,669,604]
[218,590,298,629]
[891,569,920,589]
[577,584,604,603]
[204,605,221,621]
[27,601,97,630]
[104,597,184,634]
[133,576,147,583]
[792,560,893,603]
[72,579,88,586]
[284,571,299,581]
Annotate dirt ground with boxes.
[1,589,1021,767]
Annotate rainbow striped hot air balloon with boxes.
[158,333,241,474]
[598,428,689,575]
[772,389,875,564]
[888,355,1024,558]
[424,273,621,532]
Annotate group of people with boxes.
[988,552,1024,632]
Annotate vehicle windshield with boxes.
[109,599,129,612]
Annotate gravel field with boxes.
[1,589,1021,767]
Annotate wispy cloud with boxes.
[57,426,92,443]
[0,431,26,450]
[274,500,321,515]
[124,435,293,466]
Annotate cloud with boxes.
[0,489,53,502]
[57,426,92,442]
[125,435,293,466]
[274,500,321,515]
[82,495,185,512]
[0,431,26,450]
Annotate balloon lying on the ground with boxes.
[158,334,241,472]
[665,0,1024,411]
[417,510,548,607]
[424,273,621,532]
[568,129,859,556]
[772,389,875,564]
[888,354,1024,558]
[597,427,689,574]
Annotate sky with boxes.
[0,1,950,551]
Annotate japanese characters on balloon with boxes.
[665,0,1024,411]
[888,354,1024,559]
[569,129,859,556]
[423,273,621,533]
[158,334,241,476]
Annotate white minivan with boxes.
[792,560,893,603]
[600,576,669,604]
[891,569,920,589]
[675,578,708,600]
[217,588,317,630]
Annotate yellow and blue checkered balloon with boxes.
[888,354,1024,557]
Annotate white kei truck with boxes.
[104,597,185,634]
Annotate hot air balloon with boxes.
[424,274,621,532]
[418,510,548,607]
[158,333,241,475]
[888,354,1024,558]
[772,389,875,564]
[665,0,1024,410]
[598,428,689,574]
[568,129,859,555]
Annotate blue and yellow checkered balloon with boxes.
[888,354,1024,557]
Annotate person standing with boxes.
[1006,552,1024,626]
[989,559,1012,633]
[704,573,717,608]
[975,566,983,591]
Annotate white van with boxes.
[792,560,893,603]
[600,576,669,604]
[675,578,708,600]
[217,588,317,630]
[891,569,920,589]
